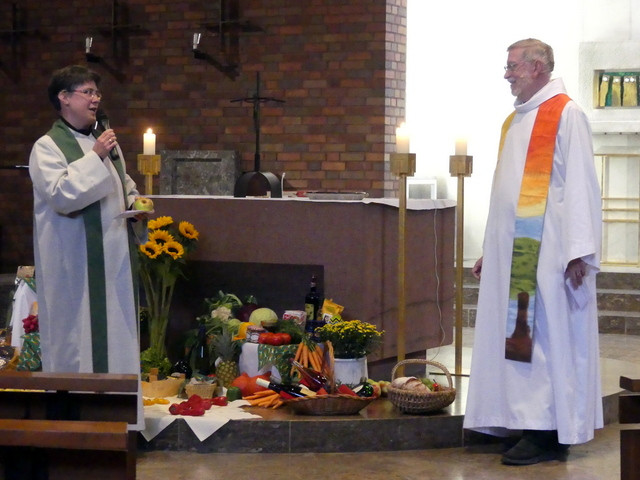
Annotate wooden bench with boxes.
[619,376,640,480]
[0,370,139,480]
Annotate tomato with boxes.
[269,333,284,346]
[211,396,228,406]
[279,333,292,345]
[258,332,272,344]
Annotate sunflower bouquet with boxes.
[139,216,199,362]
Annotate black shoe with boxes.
[501,430,567,466]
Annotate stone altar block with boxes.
[159,150,239,195]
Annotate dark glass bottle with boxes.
[194,324,210,376]
[290,359,329,392]
[255,378,308,398]
[304,274,321,337]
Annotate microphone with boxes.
[96,108,110,132]
[95,109,118,160]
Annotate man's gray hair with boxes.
[508,38,554,73]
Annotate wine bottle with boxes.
[304,274,321,337]
[290,359,329,392]
[194,324,210,376]
[255,378,316,398]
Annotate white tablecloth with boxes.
[141,397,260,441]
[238,342,284,381]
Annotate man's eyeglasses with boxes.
[69,88,102,99]
[504,62,528,72]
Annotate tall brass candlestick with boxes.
[137,154,161,195]
[390,152,416,376]
[449,154,472,376]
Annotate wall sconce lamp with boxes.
[192,32,206,59]
[85,36,101,63]
[191,31,238,79]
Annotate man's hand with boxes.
[566,258,587,288]
[472,257,483,280]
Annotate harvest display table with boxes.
[150,196,456,361]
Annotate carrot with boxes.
[301,343,309,367]
[263,393,280,408]
[293,342,304,362]
[244,389,276,400]
[248,392,280,407]
[309,349,321,372]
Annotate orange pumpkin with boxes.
[230,372,272,397]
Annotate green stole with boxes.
[501,94,570,363]
[46,119,126,372]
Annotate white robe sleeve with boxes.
[29,135,115,215]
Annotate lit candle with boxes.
[143,128,156,155]
[455,138,467,156]
[396,123,410,153]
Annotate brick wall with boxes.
[0,0,407,272]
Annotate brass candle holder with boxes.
[449,154,473,376]
[391,152,416,375]
[137,154,161,196]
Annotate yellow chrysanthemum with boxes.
[148,216,174,231]
[179,221,199,240]
[140,242,163,259]
[149,229,174,245]
[163,241,185,260]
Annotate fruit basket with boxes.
[284,393,373,416]
[141,370,184,398]
[388,359,456,414]
[283,341,373,415]
[185,381,217,399]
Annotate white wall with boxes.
[406,0,638,265]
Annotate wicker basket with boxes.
[141,377,184,398]
[387,359,456,414]
[185,381,217,399]
[285,394,373,416]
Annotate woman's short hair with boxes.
[48,65,101,111]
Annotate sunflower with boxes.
[163,241,185,260]
[149,229,174,245]
[138,215,199,361]
[148,216,174,230]
[140,241,163,259]
[179,221,199,240]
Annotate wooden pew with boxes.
[0,371,139,480]
[619,376,640,480]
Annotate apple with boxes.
[133,196,154,212]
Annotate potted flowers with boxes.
[138,215,199,373]
[315,319,384,387]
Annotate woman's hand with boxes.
[93,129,118,159]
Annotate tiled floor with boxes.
[137,329,640,480]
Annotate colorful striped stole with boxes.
[500,94,570,362]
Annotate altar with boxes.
[149,196,456,362]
